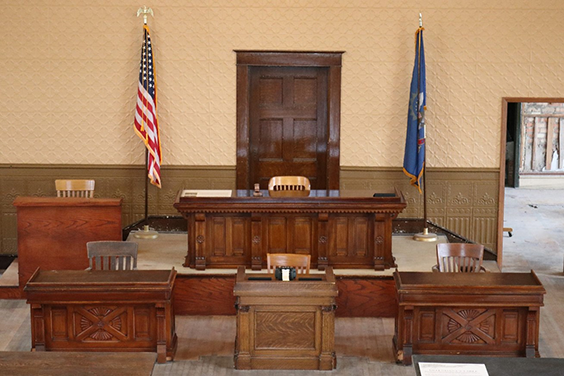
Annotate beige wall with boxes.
[4,0,564,170]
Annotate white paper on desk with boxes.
[419,362,489,376]
[181,190,232,197]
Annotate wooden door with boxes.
[249,66,328,189]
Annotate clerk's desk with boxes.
[174,189,406,271]
[25,268,177,363]
[233,266,338,370]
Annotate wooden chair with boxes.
[268,176,311,197]
[267,253,311,274]
[86,241,138,270]
[432,243,486,273]
[55,179,95,198]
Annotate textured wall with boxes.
[3,0,564,169]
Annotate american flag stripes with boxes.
[134,24,162,188]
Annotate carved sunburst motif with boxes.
[446,309,491,344]
[79,307,122,341]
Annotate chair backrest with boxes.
[267,253,311,274]
[435,243,485,273]
[268,176,311,197]
[56,179,95,198]
[86,241,138,270]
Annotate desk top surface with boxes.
[395,271,545,290]
[0,351,156,376]
[25,269,176,291]
[413,355,564,376]
[13,196,122,207]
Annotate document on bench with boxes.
[419,362,489,376]
[181,190,233,198]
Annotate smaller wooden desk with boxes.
[0,351,156,376]
[233,266,338,370]
[25,268,177,363]
[393,271,545,366]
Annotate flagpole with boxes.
[412,13,437,242]
[134,6,158,240]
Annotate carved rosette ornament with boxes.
[252,236,261,244]
[319,236,327,244]
[375,236,384,245]
[196,235,205,244]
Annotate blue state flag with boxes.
[403,27,426,194]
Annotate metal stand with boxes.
[133,224,159,239]
[413,227,438,242]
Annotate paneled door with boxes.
[236,51,343,190]
[249,66,328,189]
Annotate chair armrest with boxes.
[431,265,440,272]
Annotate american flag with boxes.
[134,24,162,188]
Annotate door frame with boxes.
[499,97,564,268]
[235,50,344,190]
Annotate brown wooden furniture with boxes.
[0,351,156,376]
[432,243,486,272]
[55,179,95,198]
[86,241,138,270]
[25,268,177,363]
[393,271,546,365]
[236,51,344,190]
[233,266,338,370]
[174,189,406,271]
[268,176,311,197]
[267,253,311,274]
[13,196,122,290]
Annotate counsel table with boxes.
[233,266,338,370]
[25,268,177,363]
[393,271,546,366]
[174,189,406,270]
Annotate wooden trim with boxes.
[235,51,343,190]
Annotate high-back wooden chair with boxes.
[267,253,311,274]
[55,179,95,198]
[433,243,486,273]
[86,241,138,271]
[268,176,311,197]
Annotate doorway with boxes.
[235,51,344,190]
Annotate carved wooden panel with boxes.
[327,216,372,264]
[254,310,317,350]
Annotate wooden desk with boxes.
[233,266,338,370]
[0,351,156,376]
[13,196,122,289]
[174,189,406,271]
[24,269,177,364]
[393,271,546,365]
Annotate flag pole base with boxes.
[133,225,159,240]
[413,227,438,242]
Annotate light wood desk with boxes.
[233,266,338,370]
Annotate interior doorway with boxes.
[499,97,564,267]
[235,51,344,190]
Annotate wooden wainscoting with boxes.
[0,165,499,257]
